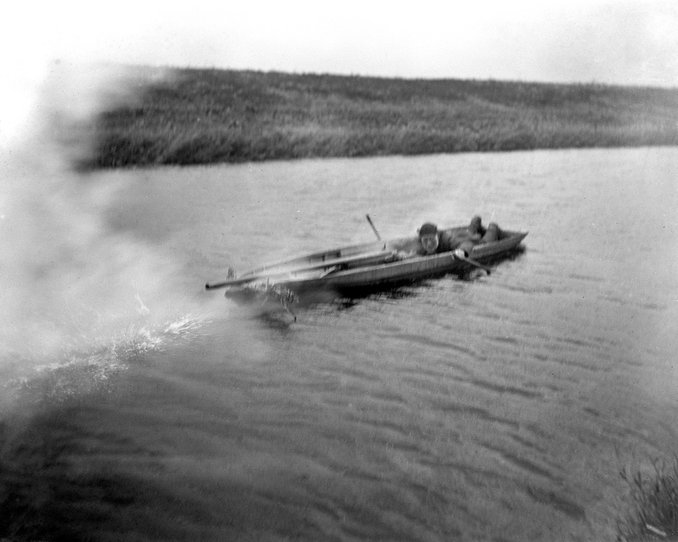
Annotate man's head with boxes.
[469,216,482,235]
[418,222,439,254]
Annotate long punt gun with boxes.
[205,249,398,290]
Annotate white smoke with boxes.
[0,62,203,384]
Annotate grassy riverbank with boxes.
[618,458,678,541]
[89,66,678,168]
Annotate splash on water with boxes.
[0,62,211,412]
[1,307,211,417]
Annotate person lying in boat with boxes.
[416,217,502,257]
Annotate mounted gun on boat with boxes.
[205,215,527,317]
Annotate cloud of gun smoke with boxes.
[0,62,197,383]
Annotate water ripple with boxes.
[481,442,556,481]
[464,378,544,400]
[526,486,586,521]
[431,400,520,430]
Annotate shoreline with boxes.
[85,144,678,172]
[85,67,678,169]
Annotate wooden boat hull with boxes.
[281,231,526,293]
[218,227,527,298]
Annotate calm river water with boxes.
[1,147,677,541]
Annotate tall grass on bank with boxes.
[86,67,678,168]
[618,457,678,541]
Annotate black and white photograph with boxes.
[1,1,677,540]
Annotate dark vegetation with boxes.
[88,66,678,168]
[617,458,678,541]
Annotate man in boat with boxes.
[417,217,501,256]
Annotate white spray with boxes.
[0,63,211,397]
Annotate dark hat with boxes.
[469,215,482,234]
[418,222,438,236]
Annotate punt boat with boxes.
[205,223,527,302]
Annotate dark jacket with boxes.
[437,229,482,253]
